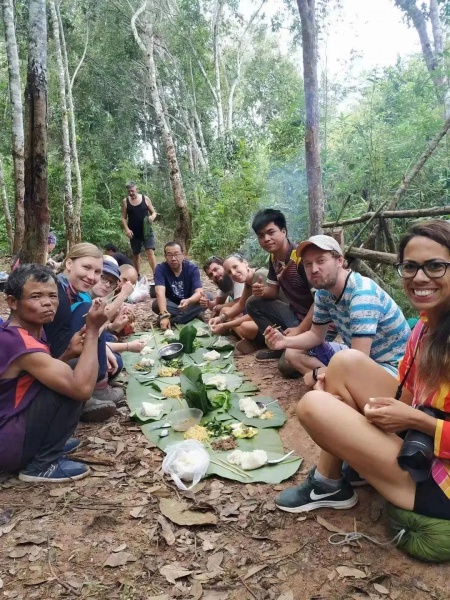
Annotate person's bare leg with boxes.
[324,349,399,410]
[132,254,140,275]
[146,249,157,277]
[284,348,323,375]
[298,391,416,510]
[306,350,400,478]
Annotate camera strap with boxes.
[395,325,426,400]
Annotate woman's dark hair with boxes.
[5,264,57,299]
[104,243,118,253]
[252,209,287,235]
[398,219,450,262]
[398,220,450,397]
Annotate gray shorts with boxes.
[130,232,155,254]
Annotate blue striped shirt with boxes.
[312,271,410,367]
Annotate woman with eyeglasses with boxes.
[43,243,120,423]
[209,254,267,354]
[274,220,450,522]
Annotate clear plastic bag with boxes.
[128,276,149,303]
[162,440,210,491]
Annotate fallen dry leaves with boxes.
[0,292,446,599]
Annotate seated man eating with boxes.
[152,242,209,330]
[202,256,244,316]
[0,264,107,482]
[265,235,411,386]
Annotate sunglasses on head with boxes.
[224,253,245,261]
[203,255,224,270]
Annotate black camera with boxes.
[397,406,438,483]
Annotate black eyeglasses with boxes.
[395,261,450,279]
[100,274,118,288]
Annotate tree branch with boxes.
[352,111,450,250]
[70,20,89,90]
[345,246,397,266]
[131,1,148,56]
[323,204,450,228]
[394,0,437,73]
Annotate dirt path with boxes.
[0,279,449,600]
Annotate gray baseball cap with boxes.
[297,235,343,257]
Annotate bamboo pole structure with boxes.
[323,204,450,228]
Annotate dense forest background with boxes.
[0,0,449,291]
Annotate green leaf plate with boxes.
[202,372,243,392]
[227,395,286,428]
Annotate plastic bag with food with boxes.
[128,276,150,303]
[162,440,210,490]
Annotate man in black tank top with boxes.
[121,181,157,277]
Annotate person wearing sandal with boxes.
[153,242,211,330]
[246,209,316,364]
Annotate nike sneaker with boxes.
[275,467,358,513]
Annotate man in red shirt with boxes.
[246,209,315,367]
[0,265,107,482]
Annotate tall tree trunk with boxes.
[57,2,84,243]
[212,0,225,138]
[2,0,25,253]
[189,58,208,165]
[0,154,14,251]
[227,0,267,132]
[296,0,324,234]
[182,113,206,169]
[394,0,448,115]
[131,3,191,250]
[22,0,49,264]
[49,0,74,247]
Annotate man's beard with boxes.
[217,274,233,294]
[312,272,339,290]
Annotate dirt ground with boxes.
[0,263,449,600]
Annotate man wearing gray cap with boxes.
[265,235,410,385]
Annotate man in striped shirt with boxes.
[264,235,410,386]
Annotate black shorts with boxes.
[414,475,450,520]
[130,232,155,255]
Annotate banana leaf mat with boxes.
[122,320,302,484]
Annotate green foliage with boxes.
[1,0,449,288]
[180,365,212,414]
[324,59,446,227]
[189,139,268,261]
[81,202,122,248]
